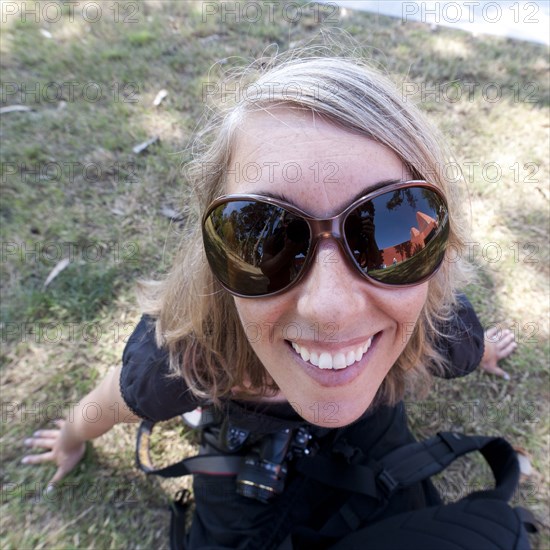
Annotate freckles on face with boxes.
[227,108,429,427]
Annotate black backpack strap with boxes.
[378,431,519,501]
[136,420,242,478]
[295,432,520,541]
[296,432,519,501]
[294,453,380,499]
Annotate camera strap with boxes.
[136,417,318,479]
[136,419,243,477]
[136,399,326,479]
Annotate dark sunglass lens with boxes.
[203,201,310,296]
[345,187,449,284]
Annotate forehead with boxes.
[226,108,406,215]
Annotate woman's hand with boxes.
[22,419,86,488]
[480,327,517,380]
[20,366,140,488]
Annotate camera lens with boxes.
[236,456,287,503]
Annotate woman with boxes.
[23,55,517,548]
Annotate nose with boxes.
[295,239,371,328]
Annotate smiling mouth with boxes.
[289,337,373,370]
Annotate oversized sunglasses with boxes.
[202,180,449,298]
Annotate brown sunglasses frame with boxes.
[202,180,449,298]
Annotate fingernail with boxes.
[24,439,32,445]
[46,484,56,495]
[503,373,511,381]
[21,457,28,464]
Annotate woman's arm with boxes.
[22,365,140,487]
[64,364,141,441]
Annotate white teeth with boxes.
[319,352,332,369]
[290,338,373,371]
[333,353,347,370]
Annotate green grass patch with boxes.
[127,30,157,47]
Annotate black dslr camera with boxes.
[136,407,316,505]
[235,426,313,503]
[202,416,314,503]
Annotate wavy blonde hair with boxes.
[138,52,471,407]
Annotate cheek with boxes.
[232,297,285,351]
[379,285,429,340]
[395,284,428,317]
[234,297,274,329]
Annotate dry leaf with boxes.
[161,206,185,223]
[43,258,70,289]
[514,446,533,477]
[132,136,159,154]
[161,206,178,219]
[153,89,168,107]
[0,105,32,114]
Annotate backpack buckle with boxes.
[377,468,399,496]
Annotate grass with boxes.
[1,0,548,548]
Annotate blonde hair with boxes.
[138,52,471,407]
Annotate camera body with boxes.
[236,427,312,503]
[201,412,314,503]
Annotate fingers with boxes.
[482,327,516,380]
[493,329,515,346]
[25,430,61,441]
[23,435,57,449]
[49,466,66,487]
[21,423,62,463]
[23,420,64,449]
[497,339,517,360]
[485,328,516,346]
[21,450,54,464]
[498,329,515,343]
[21,420,84,487]
[31,429,60,438]
[482,363,510,380]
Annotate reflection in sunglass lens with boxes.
[344,187,448,284]
[203,201,311,296]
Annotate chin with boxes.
[286,390,379,428]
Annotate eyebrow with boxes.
[257,179,402,205]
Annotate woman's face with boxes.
[227,108,428,427]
